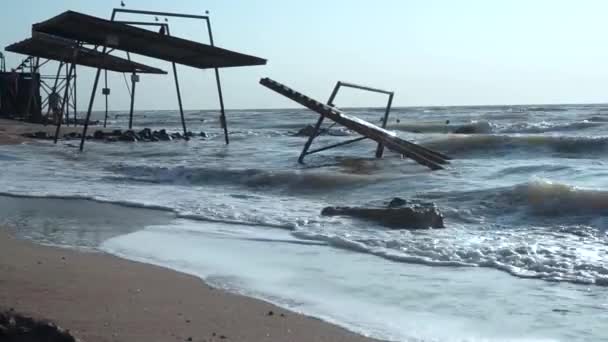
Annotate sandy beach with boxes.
[0,118,94,144]
[0,228,377,342]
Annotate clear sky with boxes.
[2,0,608,110]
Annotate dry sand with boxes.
[0,228,378,342]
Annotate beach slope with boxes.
[0,229,377,342]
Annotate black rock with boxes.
[112,129,122,136]
[295,124,317,137]
[119,130,139,142]
[185,131,195,138]
[138,128,152,140]
[388,197,408,208]
[199,131,208,138]
[34,131,48,139]
[321,199,445,229]
[93,130,105,139]
[453,126,476,134]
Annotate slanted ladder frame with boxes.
[298,81,394,164]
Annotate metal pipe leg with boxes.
[214,68,229,144]
[171,62,187,138]
[298,115,325,164]
[375,93,394,158]
[103,70,109,128]
[54,63,75,143]
[128,72,136,130]
[80,67,103,151]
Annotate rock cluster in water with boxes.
[0,308,79,342]
[294,124,352,137]
[22,128,208,143]
[321,197,445,229]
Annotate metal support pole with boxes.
[172,62,187,138]
[163,26,188,138]
[64,63,70,127]
[297,82,342,164]
[206,19,229,144]
[375,93,394,158]
[46,62,64,120]
[128,72,137,130]
[80,53,106,151]
[103,70,109,128]
[73,64,78,124]
[25,57,40,121]
[298,115,325,164]
[54,63,76,143]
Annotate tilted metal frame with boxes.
[298,81,395,164]
[75,8,230,151]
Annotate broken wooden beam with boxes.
[259,77,450,171]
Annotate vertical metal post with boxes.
[165,25,188,138]
[80,53,106,151]
[25,57,40,121]
[54,63,76,143]
[64,63,70,127]
[375,93,394,158]
[128,72,136,130]
[103,70,109,128]
[172,62,187,137]
[73,64,78,124]
[206,18,229,144]
[297,82,342,164]
[46,62,64,120]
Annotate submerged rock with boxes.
[321,198,444,229]
[295,124,317,137]
[93,130,105,139]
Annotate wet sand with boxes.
[0,118,93,144]
[0,228,378,342]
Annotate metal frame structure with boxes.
[78,8,231,151]
[0,52,5,72]
[298,81,395,164]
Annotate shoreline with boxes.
[0,118,102,145]
[0,228,379,342]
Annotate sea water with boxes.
[1,105,607,341]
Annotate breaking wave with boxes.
[108,165,381,192]
[424,134,608,156]
[390,120,601,135]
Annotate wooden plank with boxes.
[260,78,450,171]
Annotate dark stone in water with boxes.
[321,199,444,229]
[185,131,195,138]
[200,131,208,138]
[453,126,476,134]
[0,309,78,342]
[154,129,172,141]
[111,129,122,136]
[138,128,152,140]
[34,131,49,139]
[64,132,81,139]
[118,130,139,142]
[295,124,317,137]
[93,130,105,140]
[388,197,408,208]
[171,132,183,140]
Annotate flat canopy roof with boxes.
[33,11,267,70]
[5,33,167,74]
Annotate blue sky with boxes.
[2,0,608,110]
